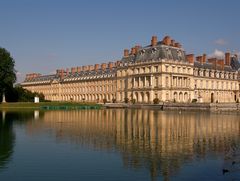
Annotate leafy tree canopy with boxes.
[0,47,16,94]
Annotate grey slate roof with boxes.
[231,56,240,71]
[23,67,117,84]
[63,68,116,81]
[122,42,186,63]
[194,58,240,72]
[23,74,58,83]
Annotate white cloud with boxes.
[214,39,227,46]
[208,49,225,59]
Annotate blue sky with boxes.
[0,0,240,82]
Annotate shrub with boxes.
[192,99,197,103]
[5,86,47,102]
[112,98,116,103]
[131,99,136,104]
[153,98,160,104]
[124,97,129,103]
[103,98,107,104]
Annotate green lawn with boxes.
[0,102,102,110]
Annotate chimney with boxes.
[89,65,94,71]
[82,66,87,71]
[87,65,91,71]
[135,45,141,53]
[202,54,207,64]
[174,43,182,48]
[196,56,201,62]
[151,36,158,46]
[25,74,30,80]
[77,66,82,73]
[60,69,64,79]
[95,64,99,71]
[162,36,171,46]
[131,47,136,55]
[116,61,121,66]
[108,62,113,70]
[71,67,76,74]
[113,62,117,67]
[196,56,204,64]
[217,59,224,70]
[171,39,175,46]
[124,49,129,57]
[101,63,107,70]
[186,54,194,64]
[208,58,217,69]
[56,69,61,75]
[225,52,231,66]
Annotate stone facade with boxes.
[21,35,240,103]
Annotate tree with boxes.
[124,97,129,103]
[0,48,16,102]
[12,86,45,102]
[153,98,160,104]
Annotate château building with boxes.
[21,35,240,103]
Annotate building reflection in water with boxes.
[26,109,240,181]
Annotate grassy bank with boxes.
[0,102,102,110]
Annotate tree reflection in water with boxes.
[26,109,240,181]
[0,110,44,171]
[0,111,15,170]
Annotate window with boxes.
[178,67,181,73]
[177,50,182,60]
[155,77,158,87]
[183,68,186,74]
[165,66,169,72]
[149,66,151,73]
[151,47,157,54]
[140,49,145,55]
[166,77,169,87]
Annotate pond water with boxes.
[0,109,240,181]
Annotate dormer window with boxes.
[166,48,172,59]
[151,47,157,54]
[177,50,182,59]
[140,49,145,55]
